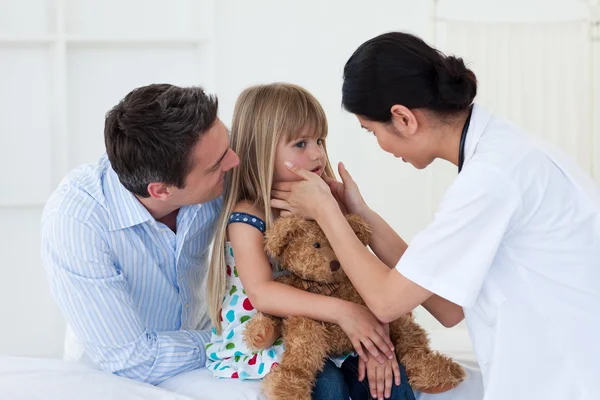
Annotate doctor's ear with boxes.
[390,105,418,136]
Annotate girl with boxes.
[205,83,415,400]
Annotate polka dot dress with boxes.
[205,213,285,379]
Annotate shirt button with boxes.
[185,304,189,308]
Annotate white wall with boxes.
[213,0,475,357]
[0,0,217,358]
[0,0,597,360]
[214,0,439,266]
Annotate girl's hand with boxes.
[336,302,395,365]
[358,349,402,400]
[323,162,369,217]
[271,162,336,220]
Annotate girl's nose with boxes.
[310,144,324,161]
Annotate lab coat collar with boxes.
[462,103,492,168]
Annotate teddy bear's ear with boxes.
[264,216,310,259]
[346,214,372,246]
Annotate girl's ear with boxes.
[264,216,310,259]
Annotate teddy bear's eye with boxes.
[313,242,321,249]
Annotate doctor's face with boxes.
[356,114,435,169]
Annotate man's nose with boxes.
[225,150,240,170]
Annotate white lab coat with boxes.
[396,104,600,400]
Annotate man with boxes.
[41,83,239,385]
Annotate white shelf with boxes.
[0,202,47,210]
[0,36,208,46]
[64,36,208,46]
[1,0,217,206]
[0,36,56,45]
[593,33,600,183]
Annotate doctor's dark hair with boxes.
[104,83,218,197]
[342,32,477,122]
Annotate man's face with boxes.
[168,119,239,206]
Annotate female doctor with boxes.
[271,32,600,399]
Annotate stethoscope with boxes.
[457,106,474,173]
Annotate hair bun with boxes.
[434,55,477,111]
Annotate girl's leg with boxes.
[340,356,370,398]
[312,359,350,400]
[341,356,416,400]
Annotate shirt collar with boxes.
[104,162,206,232]
[104,166,154,231]
[462,103,493,168]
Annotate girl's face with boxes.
[274,125,327,182]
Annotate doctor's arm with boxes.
[41,213,210,385]
[309,198,430,323]
[318,162,463,326]
[357,206,464,327]
[273,162,520,324]
[273,165,430,322]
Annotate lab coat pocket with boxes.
[471,278,507,327]
[469,278,507,371]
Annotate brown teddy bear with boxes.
[243,214,465,400]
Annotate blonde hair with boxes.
[207,83,335,333]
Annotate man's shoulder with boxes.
[42,155,110,227]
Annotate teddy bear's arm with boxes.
[243,312,282,351]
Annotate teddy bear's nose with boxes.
[330,260,341,272]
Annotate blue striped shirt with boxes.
[41,154,222,385]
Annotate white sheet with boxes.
[160,359,483,400]
[0,355,483,400]
[0,355,194,400]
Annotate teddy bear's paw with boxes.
[405,351,466,394]
[243,314,279,351]
[262,367,313,400]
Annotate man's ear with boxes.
[147,182,171,201]
[264,216,311,259]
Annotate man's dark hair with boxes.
[104,83,218,197]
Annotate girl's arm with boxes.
[228,203,394,363]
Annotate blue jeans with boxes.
[312,356,415,400]
[313,359,350,399]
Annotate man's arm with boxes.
[42,212,209,385]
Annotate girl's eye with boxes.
[317,138,324,145]
[295,141,306,148]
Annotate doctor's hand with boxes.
[323,162,368,217]
[271,161,336,220]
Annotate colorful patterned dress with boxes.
[205,212,285,379]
